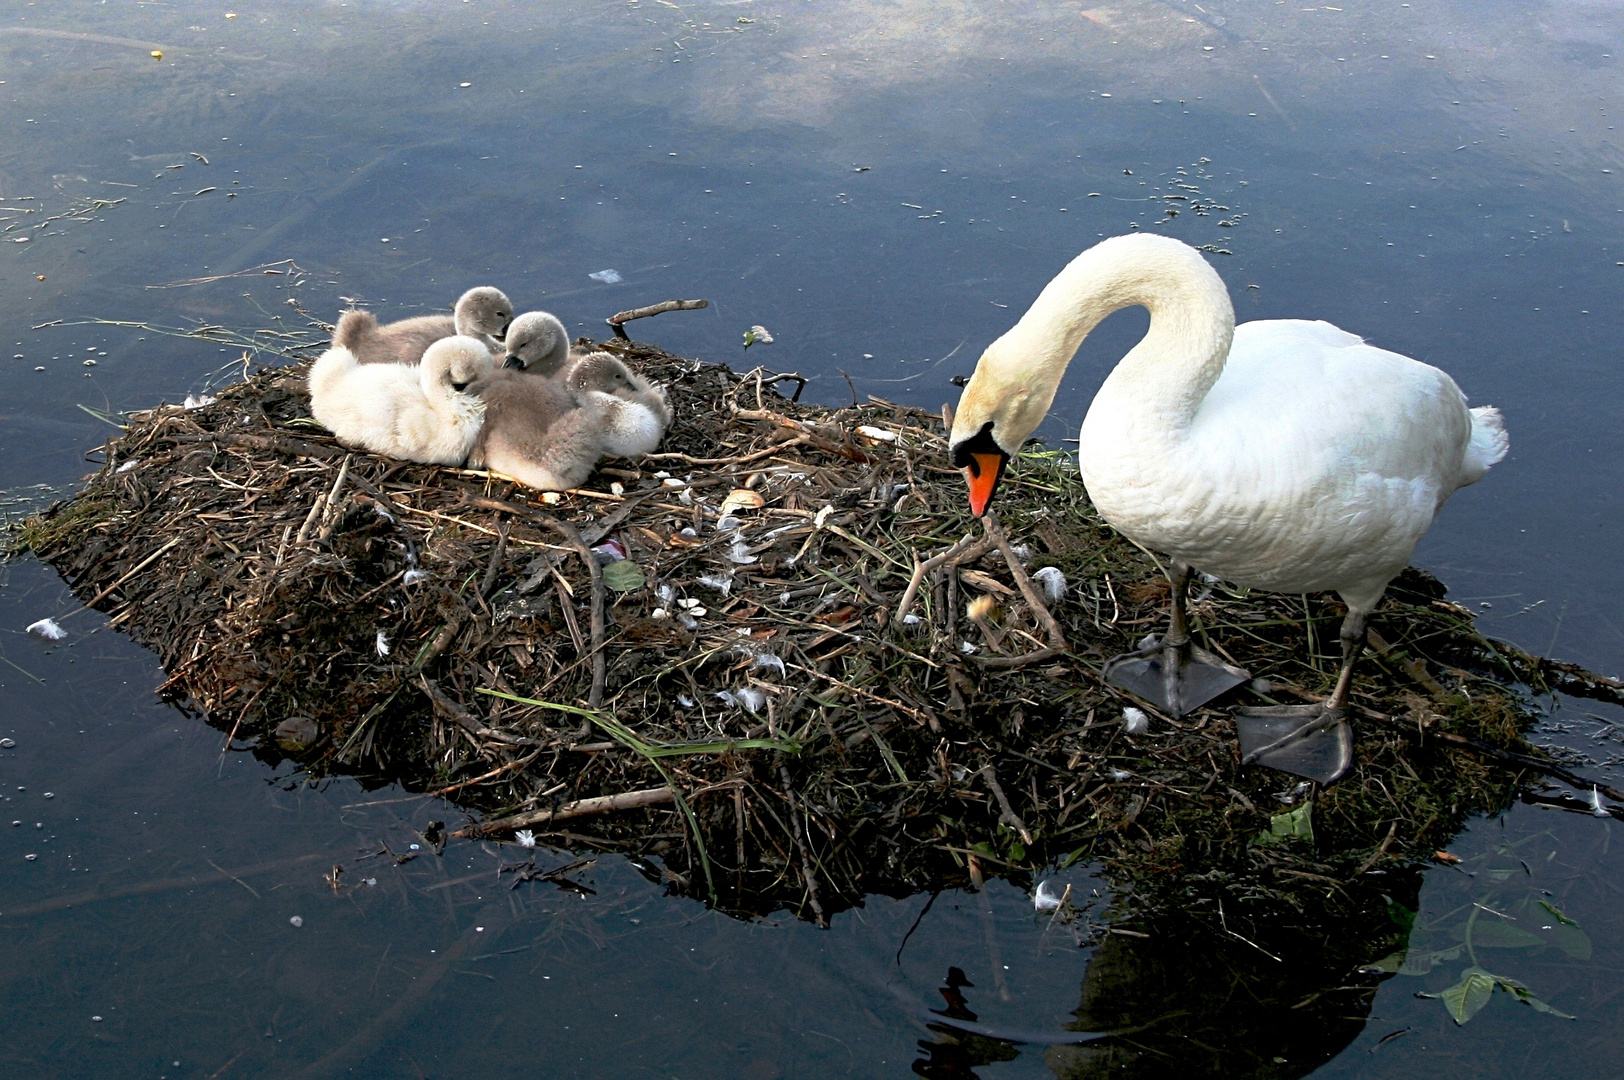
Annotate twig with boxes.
[451,786,676,837]
[606,298,709,339]
[893,533,988,626]
[539,517,607,708]
[779,763,827,927]
[980,763,1033,846]
[479,517,509,598]
[61,535,182,618]
[161,431,342,460]
[982,510,1067,650]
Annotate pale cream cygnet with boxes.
[334,286,513,366]
[500,311,571,376]
[309,335,495,464]
[466,353,672,491]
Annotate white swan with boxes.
[467,352,672,490]
[948,234,1507,779]
[309,335,495,464]
[500,311,572,376]
[334,286,512,366]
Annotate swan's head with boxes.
[422,335,497,395]
[567,351,636,395]
[948,337,1048,517]
[455,287,514,343]
[502,311,569,374]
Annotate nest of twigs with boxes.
[18,337,1624,921]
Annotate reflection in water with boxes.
[907,873,1423,1080]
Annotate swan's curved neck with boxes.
[962,236,1235,450]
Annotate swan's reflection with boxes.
[913,871,1422,1079]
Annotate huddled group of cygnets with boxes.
[307,287,671,491]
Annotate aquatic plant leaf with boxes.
[1538,900,1579,926]
[601,560,646,593]
[1495,976,1576,1020]
[1386,897,1418,932]
[1540,921,1593,961]
[1471,919,1545,950]
[1424,966,1496,1025]
[1254,802,1314,846]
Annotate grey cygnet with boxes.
[500,311,571,376]
[466,354,672,491]
[334,286,513,366]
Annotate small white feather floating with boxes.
[1122,706,1150,734]
[1032,879,1065,912]
[375,631,391,658]
[26,618,67,642]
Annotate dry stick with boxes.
[479,517,509,598]
[532,515,607,708]
[450,786,676,838]
[980,763,1033,845]
[294,454,350,545]
[313,453,353,542]
[893,533,989,626]
[60,535,182,619]
[606,298,709,339]
[779,763,827,927]
[982,510,1067,651]
[164,431,342,460]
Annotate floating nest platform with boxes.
[17,338,1624,922]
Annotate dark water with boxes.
[2,1,1622,1075]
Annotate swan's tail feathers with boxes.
[332,309,376,352]
[1461,405,1509,485]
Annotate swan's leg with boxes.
[1103,559,1250,717]
[1234,604,1368,784]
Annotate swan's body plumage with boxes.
[309,335,495,464]
[467,352,672,491]
[335,286,512,366]
[952,233,1507,615]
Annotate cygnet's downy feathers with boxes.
[501,311,571,376]
[309,335,494,464]
[334,286,513,366]
[566,351,673,458]
[466,353,673,491]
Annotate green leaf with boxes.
[1495,976,1576,1020]
[1471,919,1545,950]
[1058,846,1089,870]
[1255,802,1314,846]
[1424,966,1497,1025]
[1541,921,1593,961]
[1385,896,1418,932]
[1006,840,1027,862]
[1538,900,1579,926]
[600,560,646,593]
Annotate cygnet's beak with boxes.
[493,324,509,343]
[964,451,1006,518]
[502,356,525,371]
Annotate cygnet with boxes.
[309,335,495,464]
[566,351,673,458]
[500,311,571,376]
[466,354,672,491]
[334,286,512,366]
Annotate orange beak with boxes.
[964,452,1006,517]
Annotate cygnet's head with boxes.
[501,311,570,375]
[566,351,638,395]
[422,335,497,394]
[454,287,514,342]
